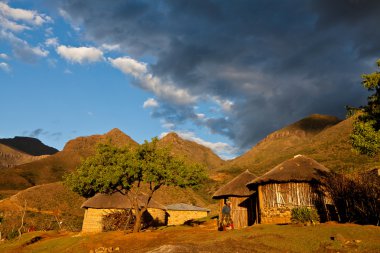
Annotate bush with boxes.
[291,207,319,224]
[322,171,380,225]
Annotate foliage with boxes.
[322,172,380,225]
[291,207,319,224]
[64,138,206,232]
[350,59,380,156]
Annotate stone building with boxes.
[166,203,210,225]
[81,191,167,233]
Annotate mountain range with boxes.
[1,113,379,230]
[1,114,379,196]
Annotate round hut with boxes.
[246,154,330,224]
[212,170,257,229]
[81,192,167,233]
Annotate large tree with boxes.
[350,59,380,156]
[64,138,206,232]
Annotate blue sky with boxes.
[1,0,379,159]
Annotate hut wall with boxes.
[218,196,256,229]
[82,208,118,233]
[259,182,322,224]
[146,208,167,225]
[82,208,167,233]
[167,210,208,225]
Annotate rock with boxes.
[146,244,192,253]
[330,233,346,242]
[95,247,106,253]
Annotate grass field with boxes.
[0,222,379,253]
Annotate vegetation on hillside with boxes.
[64,139,206,232]
[219,114,380,178]
[349,59,380,156]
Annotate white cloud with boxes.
[45,37,58,47]
[108,56,198,105]
[108,56,147,77]
[0,30,48,61]
[160,130,239,159]
[64,69,72,74]
[143,98,159,108]
[0,62,10,72]
[161,121,175,130]
[56,45,104,64]
[196,113,206,120]
[0,16,29,31]
[0,53,8,59]
[101,43,120,52]
[212,96,234,112]
[0,2,51,32]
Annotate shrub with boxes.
[291,207,319,224]
[321,171,380,225]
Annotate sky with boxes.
[0,0,380,159]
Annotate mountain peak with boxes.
[0,136,58,156]
[158,132,225,170]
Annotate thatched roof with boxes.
[81,191,167,210]
[166,203,210,212]
[212,170,257,199]
[247,154,330,186]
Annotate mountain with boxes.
[0,129,139,191]
[0,143,49,169]
[220,114,380,177]
[0,136,58,156]
[158,132,226,170]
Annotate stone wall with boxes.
[167,210,208,225]
[82,207,167,233]
[260,206,292,224]
[82,208,118,233]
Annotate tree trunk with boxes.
[133,210,142,233]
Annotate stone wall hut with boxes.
[212,170,257,229]
[166,203,210,225]
[246,154,330,224]
[81,192,167,233]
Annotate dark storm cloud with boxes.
[54,0,380,151]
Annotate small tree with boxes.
[349,59,380,156]
[64,138,206,232]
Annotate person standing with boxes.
[220,199,233,231]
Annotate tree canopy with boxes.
[350,59,380,156]
[64,138,206,232]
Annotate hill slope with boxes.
[220,114,380,177]
[0,143,49,169]
[158,132,226,170]
[0,136,58,156]
[0,129,138,191]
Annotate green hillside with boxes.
[221,114,380,177]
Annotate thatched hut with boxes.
[166,203,210,225]
[81,192,167,233]
[212,170,257,229]
[247,154,330,224]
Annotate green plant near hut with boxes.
[349,59,380,156]
[64,138,206,233]
[291,207,319,224]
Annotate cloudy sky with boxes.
[1,0,379,159]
